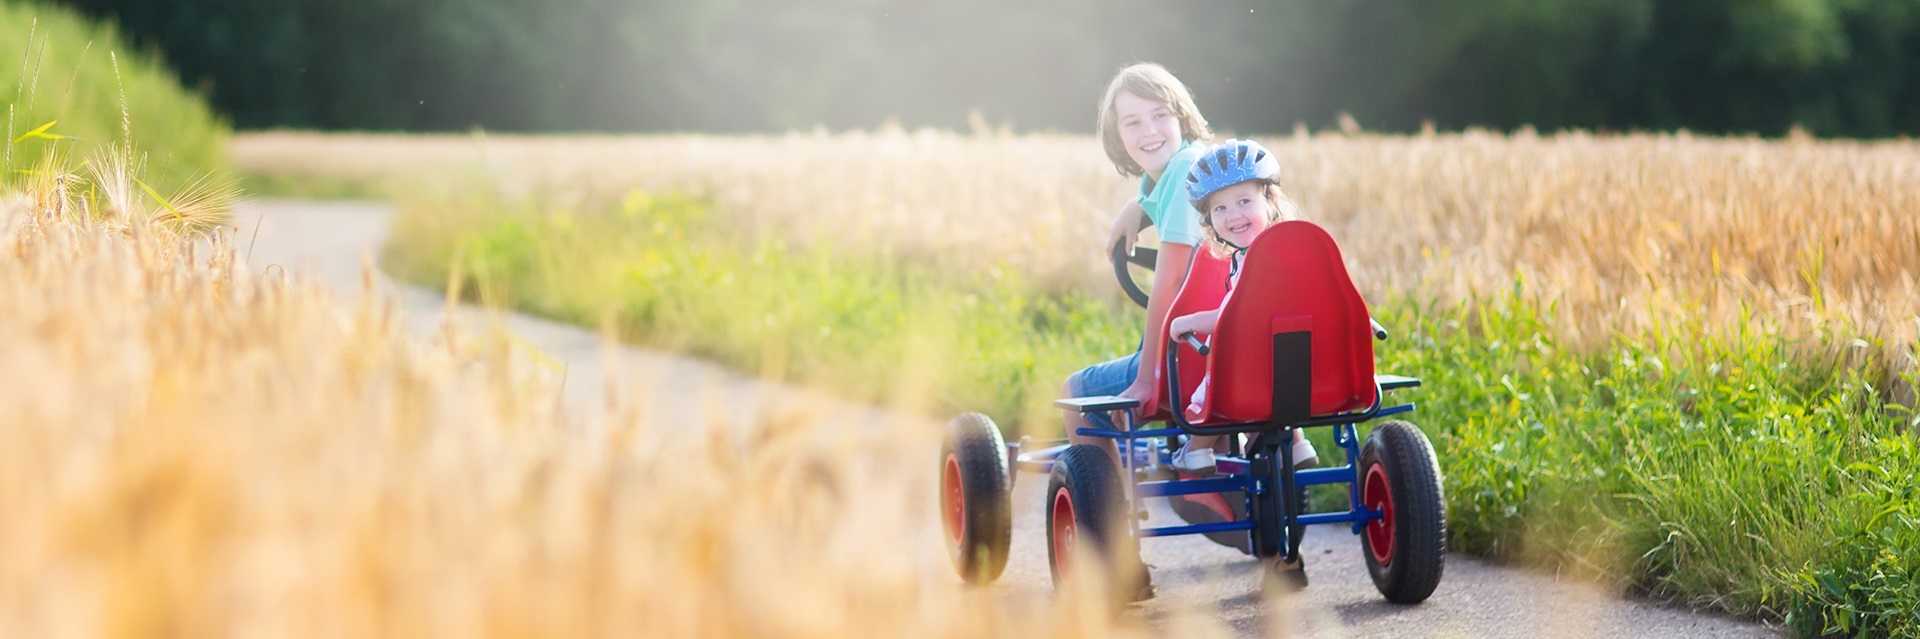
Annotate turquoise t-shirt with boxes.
[1138,143,1205,247]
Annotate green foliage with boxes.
[1373,285,1920,632]
[50,0,1920,136]
[1789,480,1920,638]
[0,2,229,194]
[237,171,392,201]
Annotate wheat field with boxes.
[223,130,1920,632]
[0,125,1890,638]
[236,129,1920,356]
[0,167,1201,637]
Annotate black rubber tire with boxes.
[1357,420,1447,604]
[939,413,1012,585]
[1245,449,1311,561]
[1248,447,1283,559]
[1045,444,1143,598]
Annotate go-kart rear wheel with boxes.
[1357,420,1446,603]
[1046,444,1145,600]
[940,413,1012,585]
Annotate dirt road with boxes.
[236,199,1783,639]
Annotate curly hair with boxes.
[1196,181,1301,257]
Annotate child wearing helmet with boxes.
[1059,63,1214,468]
[1167,138,1318,587]
[1167,138,1319,475]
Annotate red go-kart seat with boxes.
[1142,220,1378,428]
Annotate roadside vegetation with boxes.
[0,2,230,194]
[382,184,1135,428]
[37,0,1915,633]
[279,129,1920,635]
[1,163,1179,637]
[1383,292,1917,636]
[0,15,1168,636]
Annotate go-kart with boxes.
[938,220,1445,603]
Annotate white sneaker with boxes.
[1291,439,1319,469]
[1170,444,1217,476]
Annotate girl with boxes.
[1166,138,1319,477]
[1059,63,1212,466]
[1168,137,1318,588]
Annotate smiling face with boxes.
[1202,181,1275,248]
[1111,90,1183,179]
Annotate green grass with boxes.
[238,170,395,200]
[387,186,1920,636]
[384,186,1139,430]
[0,2,231,195]
[1377,289,1919,634]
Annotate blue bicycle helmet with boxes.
[1186,138,1281,210]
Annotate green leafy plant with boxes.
[0,3,231,196]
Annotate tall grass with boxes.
[1374,290,1919,634]
[386,182,1920,631]
[0,2,231,195]
[327,129,1920,634]
[0,161,1196,637]
[383,185,1139,430]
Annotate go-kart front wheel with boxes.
[940,413,1012,585]
[1358,420,1446,604]
[1046,444,1146,600]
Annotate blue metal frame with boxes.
[1023,375,1420,553]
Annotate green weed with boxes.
[384,186,1138,433]
[1375,286,1919,630]
[237,170,393,200]
[0,3,231,201]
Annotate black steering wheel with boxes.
[1111,216,1159,308]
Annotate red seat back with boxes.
[1183,221,1379,426]
[1137,249,1229,421]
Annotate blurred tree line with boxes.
[52,0,1920,136]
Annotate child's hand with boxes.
[1170,313,1202,339]
[1109,379,1154,426]
[1169,310,1220,342]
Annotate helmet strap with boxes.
[1224,245,1247,289]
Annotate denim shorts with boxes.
[1066,351,1141,431]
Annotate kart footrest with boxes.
[1053,395,1140,413]
[1135,475,1249,498]
[1140,520,1256,538]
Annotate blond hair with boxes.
[1197,181,1301,257]
[1096,63,1212,177]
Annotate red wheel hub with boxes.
[1051,486,1078,575]
[942,454,965,547]
[1363,464,1396,565]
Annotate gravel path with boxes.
[236,199,1785,639]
